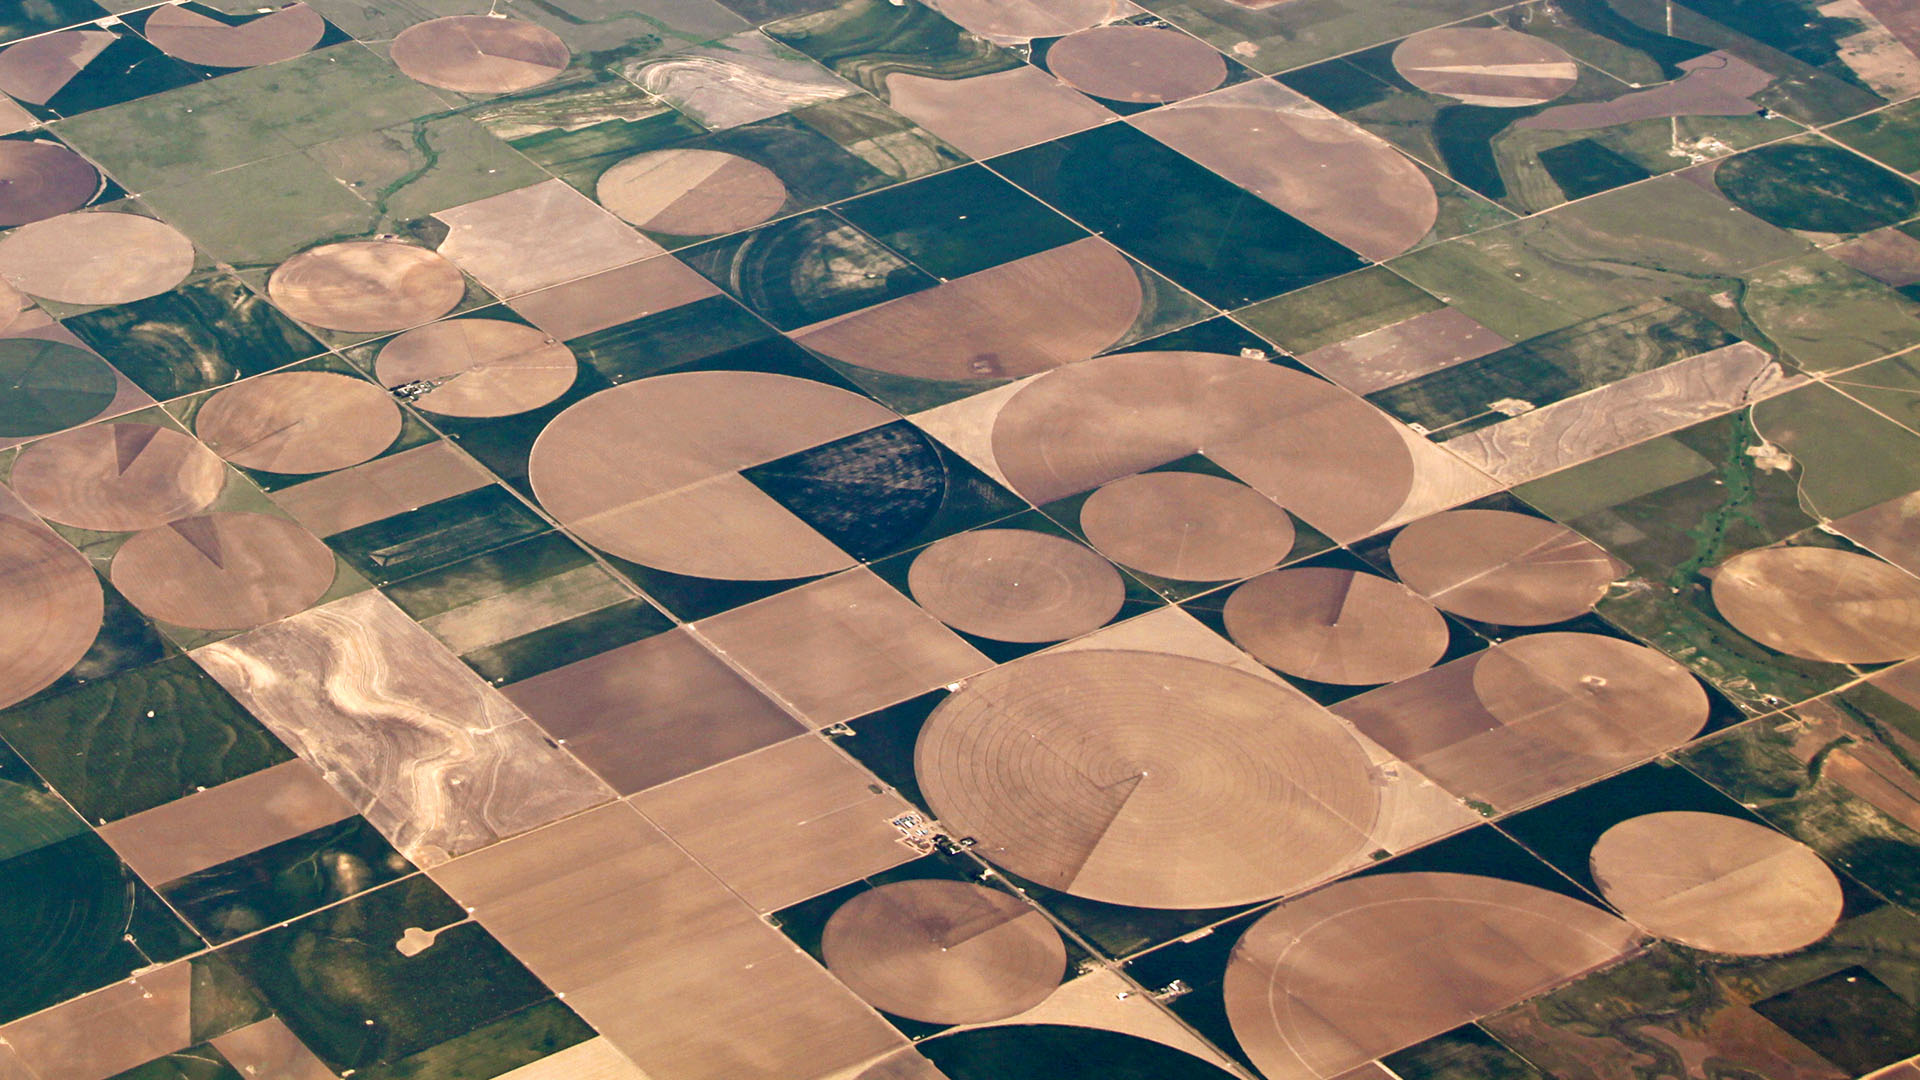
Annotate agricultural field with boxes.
[3,0,1920,1077]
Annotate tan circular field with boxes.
[1133,102,1440,262]
[529,370,898,580]
[793,237,1141,383]
[1224,871,1639,1080]
[821,879,1067,1024]
[1392,28,1580,106]
[932,0,1128,41]
[989,351,1415,541]
[907,528,1124,643]
[1591,811,1842,956]
[1078,471,1294,582]
[1224,567,1448,685]
[0,515,102,709]
[1046,25,1227,103]
[0,141,101,227]
[10,423,226,532]
[195,371,402,475]
[389,16,569,95]
[1711,546,1920,663]
[595,149,788,236]
[143,2,326,68]
[1472,632,1710,754]
[267,241,466,332]
[916,649,1379,909]
[0,29,109,107]
[0,277,24,328]
[374,318,576,417]
[0,212,194,305]
[1390,509,1621,625]
[110,512,336,630]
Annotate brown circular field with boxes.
[389,15,569,95]
[1392,28,1579,106]
[1134,103,1439,262]
[821,880,1067,1024]
[1390,509,1622,625]
[0,211,193,306]
[0,515,102,709]
[907,528,1124,643]
[931,0,1126,42]
[0,140,101,227]
[0,29,108,107]
[1045,25,1227,103]
[142,2,326,68]
[1711,546,1920,663]
[1224,567,1448,685]
[1591,811,1842,956]
[1079,471,1294,582]
[595,149,788,236]
[374,318,576,417]
[1472,632,1710,754]
[110,512,335,630]
[529,371,898,580]
[10,423,226,532]
[794,237,1141,383]
[989,351,1415,542]
[0,278,24,334]
[916,649,1379,909]
[194,371,402,475]
[267,241,466,332]
[1223,871,1639,1080]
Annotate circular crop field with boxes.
[1715,143,1920,234]
[915,649,1378,909]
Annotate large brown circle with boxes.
[793,237,1142,384]
[374,318,576,418]
[1591,812,1842,956]
[1223,567,1448,685]
[1223,872,1639,1080]
[1390,509,1621,625]
[529,371,899,580]
[389,16,569,95]
[1045,25,1228,104]
[267,242,466,332]
[1078,472,1295,582]
[142,3,326,68]
[0,141,101,227]
[1472,632,1710,754]
[0,212,194,305]
[0,30,109,107]
[916,649,1379,909]
[821,880,1067,1024]
[110,512,336,630]
[1391,28,1579,106]
[194,371,402,475]
[932,0,1128,41]
[0,515,102,709]
[10,423,226,532]
[907,529,1124,643]
[989,351,1416,542]
[1135,103,1439,263]
[595,149,788,236]
[1711,546,1920,664]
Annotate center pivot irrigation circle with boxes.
[915,649,1379,909]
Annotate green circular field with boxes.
[919,1025,1239,1080]
[1716,143,1920,234]
[0,338,118,437]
